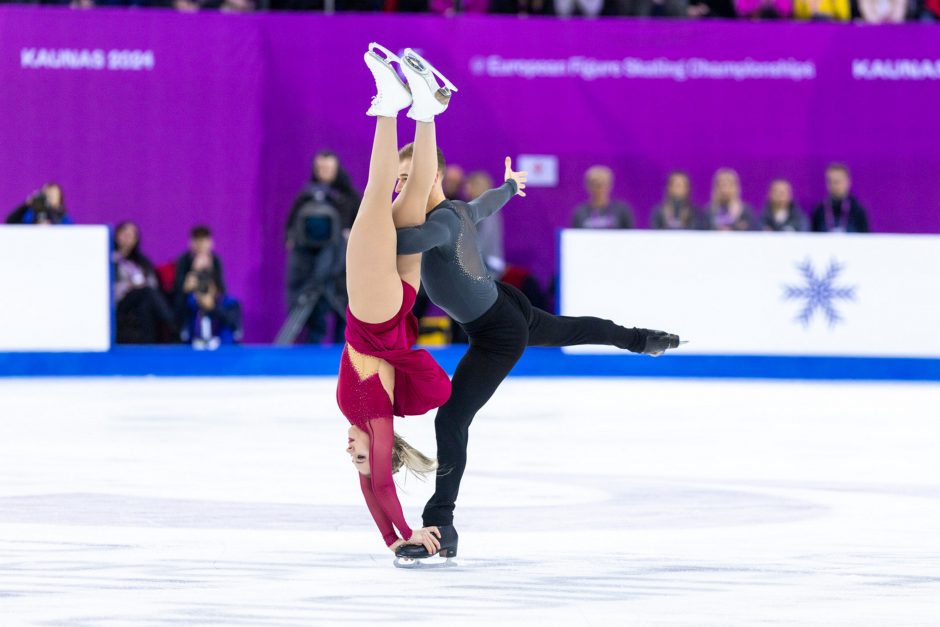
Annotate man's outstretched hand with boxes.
[641,330,681,357]
[504,157,527,197]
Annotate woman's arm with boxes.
[361,417,412,546]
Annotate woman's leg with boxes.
[345,116,405,324]
[391,120,438,290]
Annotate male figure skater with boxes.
[394,152,681,563]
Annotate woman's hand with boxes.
[389,539,405,553]
[406,527,442,555]
[504,157,528,198]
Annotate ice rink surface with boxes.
[1,376,939,626]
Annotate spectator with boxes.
[735,0,792,17]
[490,0,552,15]
[172,225,227,337]
[555,0,604,16]
[465,171,505,276]
[688,0,737,16]
[113,221,176,344]
[6,183,72,225]
[651,171,708,230]
[285,150,361,344]
[921,0,940,19]
[430,0,488,13]
[613,0,689,16]
[761,179,807,232]
[706,168,758,231]
[571,166,635,230]
[442,164,466,201]
[858,0,906,21]
[811,163,870,233]
[182,271,242,349]
[793,0,850,20]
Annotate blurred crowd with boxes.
[2,0,938,20]
[6,158,871,346]
[575,162,869,234]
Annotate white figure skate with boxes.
[364,43,412,118]
[400,48,458,123]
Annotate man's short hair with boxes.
[190,225,212,239]
[398,143,446,173]
[826,162,850,177]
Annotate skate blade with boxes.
[393,555,456,569]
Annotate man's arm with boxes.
[467,156,527,224]
[396,211,453,255]
[466,181,518,224]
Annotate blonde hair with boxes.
[392,433,438,479]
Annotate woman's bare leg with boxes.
[391,120,438,290]
[346,116,405,324]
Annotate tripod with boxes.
[275,278,346,346]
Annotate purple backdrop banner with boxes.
[2,8,939,341]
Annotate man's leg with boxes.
[499,282,647,351]
[422,307,528,527]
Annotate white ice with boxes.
[1,377,939,626]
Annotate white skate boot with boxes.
[364,43,412,118]
[400,48,458,123]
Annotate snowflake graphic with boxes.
[782,259,857,328]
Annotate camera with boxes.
[29,193,52,224]
[195,270,214,295]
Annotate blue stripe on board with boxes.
[1,346,940,380]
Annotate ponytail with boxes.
[392,433,438,479]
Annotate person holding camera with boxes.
[172,226,227,334]
[181,269,242,349]
[6,183,73,225]
[284,150,361,344]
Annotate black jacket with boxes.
[811,195,870,233]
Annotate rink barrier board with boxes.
[1,347,939,381]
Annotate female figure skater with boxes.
[336,44,456,557]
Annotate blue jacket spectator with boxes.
[5,183,73,225]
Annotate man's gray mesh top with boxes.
[396,180,518,324]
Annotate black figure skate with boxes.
[393,525,458,569]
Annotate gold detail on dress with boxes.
[345,344,380,382]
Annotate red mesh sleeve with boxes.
[359,417,413,546]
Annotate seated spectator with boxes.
[465,171,505,276]
[811,163,870,233]
[490,0,552,15]
[555,0,604,16]
[571,166,634,230]
[735,0,792,17]
[793,0,850,20]
[430,0,488,13]
[761,179,807,232]
[651,171,708,230]
[858,0,906,21]
[172,225,227,337]
[612,0,689,16]
[285,150,361,344]
[442,164,466,201]
[921,0,940,20]
[706,168,758,231]
[113,221,176,344]
[182,271,242,349]
[688,0,737,16]
[6,183,72,225]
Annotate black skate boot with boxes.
[393,525,458,569]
